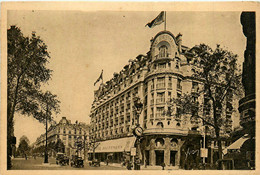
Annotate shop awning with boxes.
[91,137,136,153]
[223,135,250,155]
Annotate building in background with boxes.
[34,117,90,158]
[89,30,236,168]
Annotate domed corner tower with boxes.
[142,31,193,168]
[150,31,180,64]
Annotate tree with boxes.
[55,138,65,153]
[17,136,30,160]
[7,25,53,169]
[87,135,100,160]
[170,44,242,162]
[35,91,60,163]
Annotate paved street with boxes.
[11,157,179,170]
[11,157,125,170]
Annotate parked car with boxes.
[56,152,69,166]
[89,159,100,167]
[70,155,84,168]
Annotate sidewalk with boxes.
[100,162,180,170]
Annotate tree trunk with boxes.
[7,75,22,169]
[44,106,49,163]
[215,130,222,160]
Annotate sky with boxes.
[7,11,246,145]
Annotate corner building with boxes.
[34,117,90,158]
[89,31,233,167]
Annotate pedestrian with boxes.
[106,158,109,166]
[126,160,132,170]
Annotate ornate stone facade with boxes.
[34,117,90,158]
[90,30,235,167]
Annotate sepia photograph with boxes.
[0,2,258,174]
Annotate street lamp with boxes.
[132,96,143,170]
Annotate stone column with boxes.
[150,138,156,166]
[164,137,170,166]
[175,139,184,167]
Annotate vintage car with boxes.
[56,152,69,166]
[70,155,84,168]
[89,159,100,167]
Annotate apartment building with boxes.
[89,30,234,167]
[34,117,90,158]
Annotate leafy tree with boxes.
[170,44,242,162]
[19,135,30,145]
[7,25,55,169]
[87,136,100,160]
[55,138,65,153]
[35,91,60,163]
[17,136,30,160]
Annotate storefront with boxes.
[88,136,136,163]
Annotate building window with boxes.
[158,63,166,69]
[171,138,178,147]
[156,122,164,128]
[168,91,171,102]
[177,78,182,90]
[168,77,172,88]
[192,81,199,92]
[151,79,154,90]
[156,107,164,117]
[155,138,165,147]
[159,45,168,58]
[156,92,165,103]
[156,77,165,89]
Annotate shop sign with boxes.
[131,147,136,156]
[200,148,208,157]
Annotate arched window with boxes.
[159,45,168,58]
[155,138,165,147]
[156,122,164,128]
[170,138,178,147]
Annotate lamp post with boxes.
[132,96,143,170]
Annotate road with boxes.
[11,157,126,170]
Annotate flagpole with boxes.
[102,70,103,84]
[164,11,166,31]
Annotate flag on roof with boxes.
[94,70,103,86]
[146,11,165,28]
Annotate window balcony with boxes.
[154,54,172,62]
[155,113,164,119]
[156,83,166,89]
